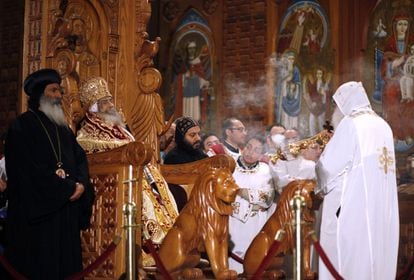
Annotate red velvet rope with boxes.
[251,238,282,280]
[65,235,121,280]
[229,251,244,264]
[308,232,344,280]
[145,239,173,280]
[0,255,28,280]
[0,235,121,280]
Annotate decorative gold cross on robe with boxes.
[379,146,394,174]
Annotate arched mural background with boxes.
[166,9,215,127]
[272,0,334,137]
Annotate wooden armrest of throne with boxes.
[82,143,237,279]
[160,154,236,197]
[81,141,152,280]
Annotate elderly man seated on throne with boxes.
[76,77,134,153]
[76,77,178,266]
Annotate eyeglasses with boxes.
[230,127,247,133]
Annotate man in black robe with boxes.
[163,116,207,210]
[3,68,95,279]
[163,116,207,164]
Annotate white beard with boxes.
[39,95,68,127]
[331,106,344,130]
[97,108,125,127]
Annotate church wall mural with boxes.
[271,0,333,137]
[366,0,414,153]
[366,2,414,270]
[166,9,215,126]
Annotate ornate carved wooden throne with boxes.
[22,1,240,279]
[21,0,179,278]
[83,147,237,279]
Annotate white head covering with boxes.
[333,81,371,116]
[89,102,98,113]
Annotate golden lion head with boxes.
[190,168,238,216]
[271,179,317,230]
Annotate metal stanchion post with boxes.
[123,165,137,280]
[290,191,306,280]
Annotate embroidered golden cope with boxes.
[142,164,178,242]
[76,112,135,153]
[76,113,178,266]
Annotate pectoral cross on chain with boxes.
[379,146,394,174]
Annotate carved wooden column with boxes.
[127,0,166,166]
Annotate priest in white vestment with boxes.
[228,136,276,274]
[316,81,399,280]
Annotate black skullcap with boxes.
[23,68,62,97]
[174,116,199,144]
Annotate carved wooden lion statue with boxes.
[158,168,239,280]
[243,179,318,279]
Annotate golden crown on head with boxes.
[79,77,112,109]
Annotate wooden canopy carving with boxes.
[23,0,164,164]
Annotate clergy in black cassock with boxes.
[163,116,207,211]
[3,69,95,279]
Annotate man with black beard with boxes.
[164,116,207,164]
[3,69,95,279]
[164,116,207,210]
